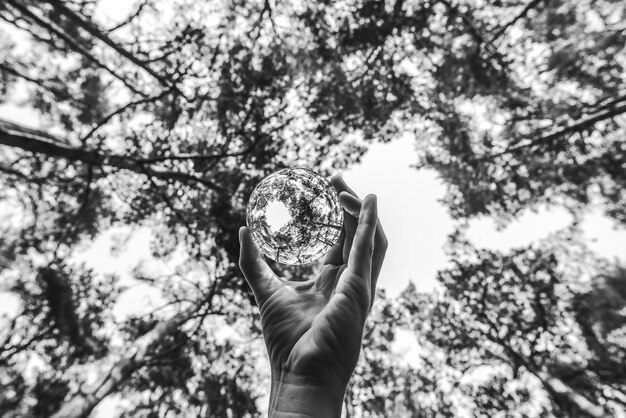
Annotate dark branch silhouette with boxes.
[105,0,151,33]
[49,300,209,418]
[0,119,224,191]
[45,0,186,99]
[485,101,626,160]
[5,0,145,97]
[0,62,81,106]
[80,93,167,144]
[489,0,543,44]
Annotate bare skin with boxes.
[239,176,388,418]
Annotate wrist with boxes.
[269,371,347,418]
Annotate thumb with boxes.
[238,227,280,305]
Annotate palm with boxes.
[258,264,365,380]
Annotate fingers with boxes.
[331,175,357,197]
[338,191,361,217]
[322,192,360,266]
[323,225,345,265]
[331,176,388,309]
[334,194,378,313]
[324,179,348,265]
[340,191,388,288]
[324,176,359,265]
[347,194,378,279]
[332,176,388,281]
[238,227,280,305]
[338,192,359,262]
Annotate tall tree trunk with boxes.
[50,301,205,418]
[536,371,606,418]
[486,343,605,417]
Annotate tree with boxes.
[0,0,419,416]
[419,237,625,417]
[1,261,118,418]
[415,0,626,224]
[572,267,626,408]
[1,0,625,416]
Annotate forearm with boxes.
[269,372,347,418]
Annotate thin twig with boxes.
[489,0,543,44]
[106,0,150,33]
[80,92,167,144]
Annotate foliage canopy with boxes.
[0,0,624,417]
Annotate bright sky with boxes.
[341,133,626,296]
[265,200,292,233]
[341,134,454,294]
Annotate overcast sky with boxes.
[342,133,626,295]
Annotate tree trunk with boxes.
[50,302,204,418]
[485,342,605,417]
[536,371,606,418]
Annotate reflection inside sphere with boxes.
[246,168,343,265]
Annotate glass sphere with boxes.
[246,168,343,265]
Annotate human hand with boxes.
[238,176,387,418]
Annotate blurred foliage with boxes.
[0,0,624,417]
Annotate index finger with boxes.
[348,194,378,279]
[331,176,388,286]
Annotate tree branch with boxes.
[482,333,606,418]
[80,93,167,145]
[0,163,44,183]
[44,0,186,99]
[438,0,487,46]
[486,101,626,160]
[587,92,626,115]
[132,142,260,163]
[105,0,150,33]
[0,119,224,191]
[489,0,543,43]
[5,0,145,97]
[0,326,53,363]
[437,0,508,69]
[140,174,210,297]
[0,62,81,106]
[49,299,208,418]
[535,371,606,418]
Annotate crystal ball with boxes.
[246,168,343,265]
